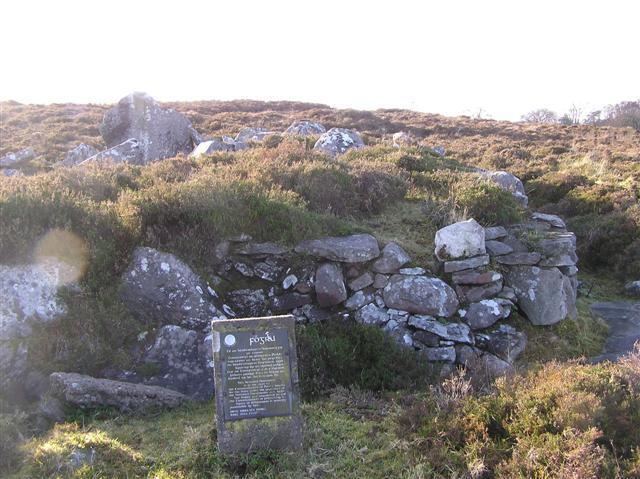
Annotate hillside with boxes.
[1,97,639,478]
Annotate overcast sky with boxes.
[1,0,638,120]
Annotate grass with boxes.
[7,345,640,478]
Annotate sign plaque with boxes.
[211,315,302,454]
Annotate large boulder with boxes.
[81,138,144,165]
[0,260,70,391]
[140,325,212,398]
[482,170,528,207]
[99,92,200,164]
[120,247,220,330]
[372,242,411,273]
[59,143,99,167]
[434,219,486,261]
[49,372,187,412]
[284,120,326,136]
[295,234,380,263]
[504,266,576,325]
[383,275,459,317]
[315,263,347,307]
[313,128,364,157]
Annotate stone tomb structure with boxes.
[210,315,302,454]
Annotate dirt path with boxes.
[591,302,640,362]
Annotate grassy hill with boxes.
[1,99,639,477]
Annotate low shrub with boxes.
[296,319,431,400]
[453,176,524,226]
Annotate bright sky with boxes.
[1,0,638,121]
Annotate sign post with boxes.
[211,315,303,454]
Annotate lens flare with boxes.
[33,229,89,285]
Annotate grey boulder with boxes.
[100,92,200,164]
[0,148,35,167]
[505,266,577,325]
[460,298,512,330]
[486,324,527,363]
[383,275,459,317]
[284,120,326,136]
[434,218,485,261]
[408,315,473,343]
[482,170,528,207]
[355,303,389,326]
[315,263,347,307]
[313,128,364,156]
[120,247,219,330]
[372,242,411,273]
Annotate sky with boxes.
[0,0,638,121]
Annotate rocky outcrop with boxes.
[120,247,221,330]
[284,120,326,136]
[49,372,188,412]
[313,128,364,156]
[99,92,200,164]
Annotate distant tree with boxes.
[584,110,602,126]
[558,104,582,125]
[521,109,558,124]
[603,100,640,131]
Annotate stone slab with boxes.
[211,315,302,454]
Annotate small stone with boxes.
[455,279,503,303]
[345,290,375,311]
[485,240,513,256]
[444,255,490,273]
[372,242,411,273]
[496,252,541,266]
[271,293,312,312]
[398,267,426,275]
[283,274,298,290]
[452,270,502,285]
[408,316,473,344]
[484,226,508,241]
[421,346,456,362]
[532,212,566,229]
[348,272,374,291]
[315,263,347,307]
[462,299,512,330]
[373,273,389,289]
[355,303,389,326]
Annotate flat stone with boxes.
[408,316,473,344]
[444,255,490,273]
[235,242,289,256]
[455,279,503,303]
[590,302,640,362]
[49,373,187,412]
[485,240,513,256]
[372,242,411,273]
[421,346,456,362]
[484,226,508,241]
[295,234,380,263]
[531,212,566,229]
[496,252,541,266]
[348,272,374,291]
[435,219,486,261]
[271,293,312,312]
[398,267,426,275]
[412,329,441,347]
[383,275,459,317]
[452,270,502,285]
